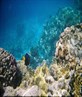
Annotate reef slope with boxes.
[0,24,82,96]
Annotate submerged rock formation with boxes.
[53,24,82,96]
[30,7,82,68]
[0,24,82,96]
[55,24,82,65]
[19,24,82,96]
[0,48,22,91]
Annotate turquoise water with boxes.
[0,0,82,68]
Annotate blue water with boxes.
[0,0,76,67]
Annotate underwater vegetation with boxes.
[0,23,82,96]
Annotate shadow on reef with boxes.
[0,23,82,96]
[0,88,4,97]
[30,7,82,69]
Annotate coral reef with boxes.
[0,24,82,96]
[30,7,82,68]
[18,24,82,96]
[55,24,82,65]
[0,48,22,89]
[3,86,15,96]
[51,24,82,96]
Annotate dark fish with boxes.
[22,53,30,66]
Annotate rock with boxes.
[19,80,29,89]
[53,90,62,96]
[69,70,75,78]
[22,85,41,96]
[17,60,27,76]
[47,92,53,96]
[55,24,82,65]
[45,76,54,84]
[49,64,59,80]
[58,77,65,89]
[48,85,54,95]
[0,48,22,88]
[15,88,26,96]
[3,86,15,96]
[62,89,68,96]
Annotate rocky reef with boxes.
[0,23,82,96]
[0,48,22,87]
[0,48,22,96]
[30,7,82,68]
[55,24,82,65]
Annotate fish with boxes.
[22,53,30,66]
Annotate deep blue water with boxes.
[0,0,75,66]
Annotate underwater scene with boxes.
[0,0,82,96]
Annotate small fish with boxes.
[22,53,30,66]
